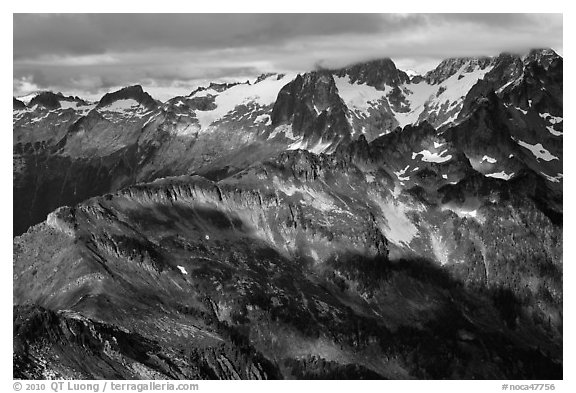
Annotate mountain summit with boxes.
[333,58,410,89]
[96,85,159,110]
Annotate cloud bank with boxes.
[13,13,563,101]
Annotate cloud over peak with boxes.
[14,13,563,101]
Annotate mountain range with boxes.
[13,48,563,379]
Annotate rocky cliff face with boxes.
[424,57,493,84]
[270,72,352,150]
[14,305,278,379]
[333,58,410,89]
[13,97,26,110]
[14,147,562,378]
[96,85,160,110]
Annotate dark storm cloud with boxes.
[14,14,394,60]
[13,13,563,101]
[14,14,561,61]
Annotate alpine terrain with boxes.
[13,49,562,379]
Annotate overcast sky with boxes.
[13,13,563,101]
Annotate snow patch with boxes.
[255,114,271,125]
[412,149,452,163]
[496,79,515,94]
[539,112,563,124]
[393,165,410,181]
[481,155,497,164]
[333,76,386,113]
[17,92,41,104]
[100,98,140,112]
[142,114,159,128]
[485,171,515,180]
[541,172,563,183]
[441,198,483,222]
[29,112,52,123]
[546,126,563,136]
[515,139,559,161]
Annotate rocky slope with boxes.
[13,49,562,237]
[14,144,562,378]
[13,48,562,379]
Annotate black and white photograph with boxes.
[9,10,566,383]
